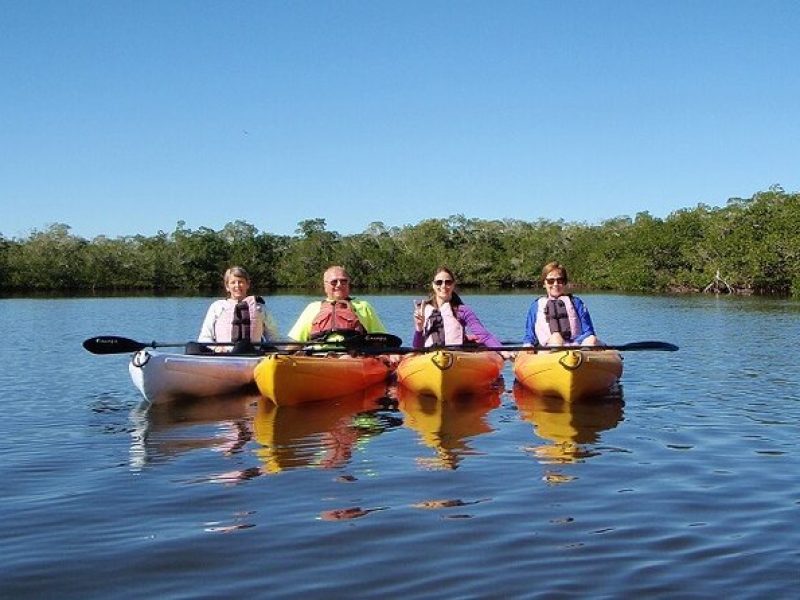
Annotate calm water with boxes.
[1,293,799,598]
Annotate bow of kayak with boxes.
[254,353,391,406]
[396,350,504,401]
[129,350,261,404]
[513,349,623,402]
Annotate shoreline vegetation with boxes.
[2,187,798,298]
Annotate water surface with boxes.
[1,293,798,598]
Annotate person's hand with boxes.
[413,300,424,332]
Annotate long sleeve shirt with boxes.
[412,303,502,349]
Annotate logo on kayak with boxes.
[432,351,454,371]
[558,350,584,371]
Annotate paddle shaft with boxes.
[82,333,402,355]
[84,335,677,356]
[365,341,679,355]
[82,335,306,355]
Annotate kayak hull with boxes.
[513,349,623,402]
[396,350,504,401]
[129,350,261,404]
[254,353,391,406]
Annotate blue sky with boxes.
[2,0,798,240]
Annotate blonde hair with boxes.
[223,266,251,285]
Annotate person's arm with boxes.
[249,296,275,343]
[261,310,280,342]
[458,304,502,347]
[572,296,596,343]
[412,330,425,349]
[287,302,321,342]
[523,302,538,346]
[198,301,221,342]
[352,300,386,333]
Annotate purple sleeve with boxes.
[458,304,503,347]
[412,329,425,349]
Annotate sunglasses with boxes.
[545,277,566,285]
[433,279,454,287]
[327,278,349,286]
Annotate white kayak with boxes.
[129,349,262,404]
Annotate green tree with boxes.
[277,219,339,287]
[0,235,11,289]
[173,222,229,290]
[7,224,88,289]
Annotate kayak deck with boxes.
[396,350,504,401]
[513,349,623,402]
[254,353,391,406]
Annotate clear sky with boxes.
[2,0,798,240]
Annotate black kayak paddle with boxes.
[82,332,404,355]
[359,340,679,355]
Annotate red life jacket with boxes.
[310,300,366,338]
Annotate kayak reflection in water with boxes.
[513,383,624,467]
[397,386,501,471]
[252,391,402,475]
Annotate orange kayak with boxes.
[254,353,391,406]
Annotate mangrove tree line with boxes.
[1,187,798,297]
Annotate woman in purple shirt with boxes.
[412,266,502,349]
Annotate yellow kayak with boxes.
[396,350,504,401]
[254,353,391,406]
[513,349,623,402]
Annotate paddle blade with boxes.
[616,341,679,352]
[305,331,404,352]
[476,340,680,353]
[82,336,147,354]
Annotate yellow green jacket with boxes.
[287,298,387,341]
